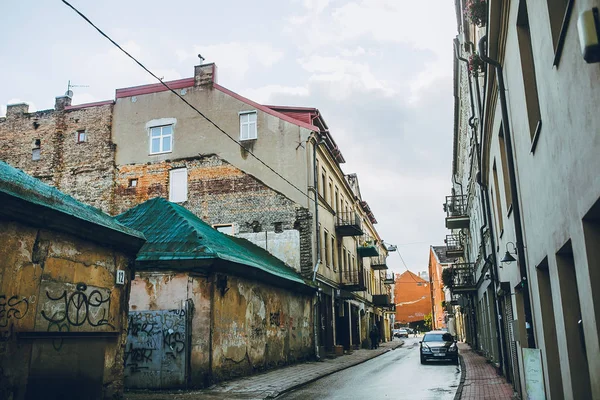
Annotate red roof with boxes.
[112,78,318,132]
[65,100,114,111]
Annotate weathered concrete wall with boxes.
[0,220,132,400]
[128,271,314,388]
[115,156,312,273]
[0,103,116,214]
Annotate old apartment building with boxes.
[447,0,600,398]
[0,62,393,362]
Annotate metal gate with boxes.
[504,295,521,395]
[124,309,189,389]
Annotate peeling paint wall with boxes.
[0,220,133,400]
[128,271,313,388]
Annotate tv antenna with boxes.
[65,80,89,97]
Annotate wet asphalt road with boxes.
[279,337,461,400]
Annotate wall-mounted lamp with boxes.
[501,242,518,264]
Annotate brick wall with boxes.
[394,271,432,325]
[115,155,313,274]
[0,103,116,213]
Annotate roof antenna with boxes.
[66,80,89,97]
[198,54,205,64]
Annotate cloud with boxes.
[176,42,284,83]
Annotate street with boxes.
[279,337,461,400]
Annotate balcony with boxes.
[450,263,476,293]
[335,211,364,237]
[383,272,395,285]
[445,234,464,258]
[370,256,388,270]
[444,194,470,229]
[340,268,366,291]
[372,294,393,307]
[357,236,379,257]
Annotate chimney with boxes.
[194,63,217,87]
[6,103,29,118]
[55,94,72,111]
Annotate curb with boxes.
[267,341,405,399]
[453,352,467,400]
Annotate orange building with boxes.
[394,271,432,328]
[428,246,453,330]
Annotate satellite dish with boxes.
[65,90,74,97]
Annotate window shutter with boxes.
[169,168,188,202]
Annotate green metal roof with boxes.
[116,197,308,286]
[0,161,144,240]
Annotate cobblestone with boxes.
[457,343,517,400]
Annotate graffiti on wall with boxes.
[124,309,188,389]
[0,294,30,355]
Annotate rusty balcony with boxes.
[357,235,379,257]
[340,268,367,291]
[335,211,364,237]
[372,294,393,307]
[445,234,464,258]
[370,256,388,270]
[450,263,476,293]
[444,194,470,229]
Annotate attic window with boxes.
[128,178,138,188]
[76,130,87,143]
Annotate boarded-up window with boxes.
[169,168,188,203]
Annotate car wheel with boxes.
[420,355,426,364]
[454,357,459,365]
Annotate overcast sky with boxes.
[1,0,457,276]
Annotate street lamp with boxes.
[501,242,517,264]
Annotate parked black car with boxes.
[419,331,458,364]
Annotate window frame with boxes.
[239,110,258,141]
[76,130,87,143]
[149,124,174,155]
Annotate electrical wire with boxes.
[62,0,315,205]
[395,251,422,284]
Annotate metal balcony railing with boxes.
[450,263,476,293]
[372,294,392,307]
[444,194,470,229]
[335,211,364,237]
[340,268,366,291]
[383,271,395,285]
[445,234,464,257]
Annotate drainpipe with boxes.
[456,36,506,374]
[311,135,323,361]
[478,35,535,349]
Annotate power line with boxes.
[395,251,421,284]
[61,0,314,205]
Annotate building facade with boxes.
[394,271,432,330]
[0,161,144,400]
[448,0,600,398]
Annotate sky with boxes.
[0,0,458,276]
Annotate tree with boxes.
[423,313,432,331]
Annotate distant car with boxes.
[406,328,414,334]
[394,328,408,338]
[419,331,458,365]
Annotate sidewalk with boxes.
[457,343,517,400]
[126,339,404,400]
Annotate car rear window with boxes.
[423,333,453,342]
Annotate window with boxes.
[331,236,337,271]
[239,111,257,140]
[328,179,333,206]
[335,188,339,214]
[76,130,87,143]
[492,162,504,233]
[546,0,574,65]
[150,125,173,154]
[128,179,138,188]
[169,168,188,203]
[324,230,330,267]
[321,169,326,199]
[32,139,40,161]
[517,0,542,144]
[214,224,234,235]
[498,127,512,210]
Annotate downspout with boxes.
[456,37,506,373]
[311,135,323,361]
[478,35,535,349]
